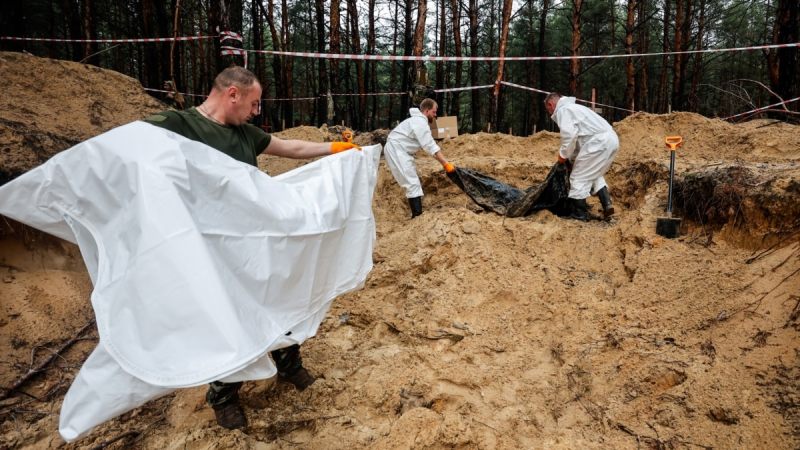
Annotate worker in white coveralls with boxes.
[384,98,455,218]
[544,92,619,221]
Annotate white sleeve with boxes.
[411,119,441,156]
[557,109,579,161]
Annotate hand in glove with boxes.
[331,142,362,154]
[444,163,455,173]
[557,155,568,164]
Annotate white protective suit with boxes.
[551,96,619,199]
[384,108,441,198]
[0,122,381,442]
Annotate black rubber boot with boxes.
[595,186,615,219]
[408,197,423,219]
[566,198,601,222]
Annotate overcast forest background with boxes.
[0,0,797,133]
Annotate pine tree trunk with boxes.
[690,0,705,113]
[671,0,683,111]
[657,0,670,113]
[282,0,294,128]
[769,0,798,108]
[624,0,636,113]
[389,0,400,126]
[536,0,549,131]
[400,0,413,116]
[315,0,328,126]
[330,0,342,124]
[491,0,513,130]
[411,0,428,98]
[569,0,583,96]
[346,0,365,129]
[469,0,480,132]
[636,0,649,112]
[436,0,446,109]
[449,0,463,118]
[368,0,378,129]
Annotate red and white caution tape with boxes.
[500,81,634,113]
[500,81,549,94]
[225,42,800,62]
[329,92,406,96]
[2,31,240,44]
[434,84,494,92]
[219,31,243,43]
[220,48,248,68]
[144,88,206,98]
[3,35,217,43]
[262,97,319,102]
[724,96,800,120]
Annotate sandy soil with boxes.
[1,52,799,450]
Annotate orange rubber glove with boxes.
[444,163,455,173]
[331,142,362,154]
[557,155,568,164]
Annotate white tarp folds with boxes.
[0,122,380,442]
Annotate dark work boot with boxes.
[207,381,246,429]
[272,344,317,391]
[278,367,317,391]
[211,395,247,430]
[566,198,601,222]
[408,196,423,219]
[595,186,615,219]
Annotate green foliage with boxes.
[1,0,794,130]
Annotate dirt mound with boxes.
[613,111,800,162]
[1,54,800,450]
[0,52,166,184]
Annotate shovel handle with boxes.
[342,131,353,143]
[665,136,682,151]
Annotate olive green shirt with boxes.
[145,108,271,167]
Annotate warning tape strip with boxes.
[144,88,207,98]
[434,84,494,92]
[329,92,406,96]
[500,81,635,113]
[220,49,248,68]
[724,96,800,120]
[223,42,800,62]
[2,33,237,43]
[262,97,319,101]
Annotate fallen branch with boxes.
[0,319,95,402]
[89,430,140,450]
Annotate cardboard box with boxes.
[430,116,458,139]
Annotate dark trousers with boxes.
[206,344,303,406]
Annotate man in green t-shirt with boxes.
[145,66,360,431]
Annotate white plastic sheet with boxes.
[0,122,381,442]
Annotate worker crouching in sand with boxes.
[544,92,619,221]
[384,98,454,219]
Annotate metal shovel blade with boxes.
[656,216,681,238]
[657,136,683,239]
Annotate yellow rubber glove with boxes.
[331,142,362,154]
[444,163,455,173]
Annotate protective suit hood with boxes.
[551,96,576,119]
[409,108,426,120]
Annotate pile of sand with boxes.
[0,52,166,183]
[1,52,799,450]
